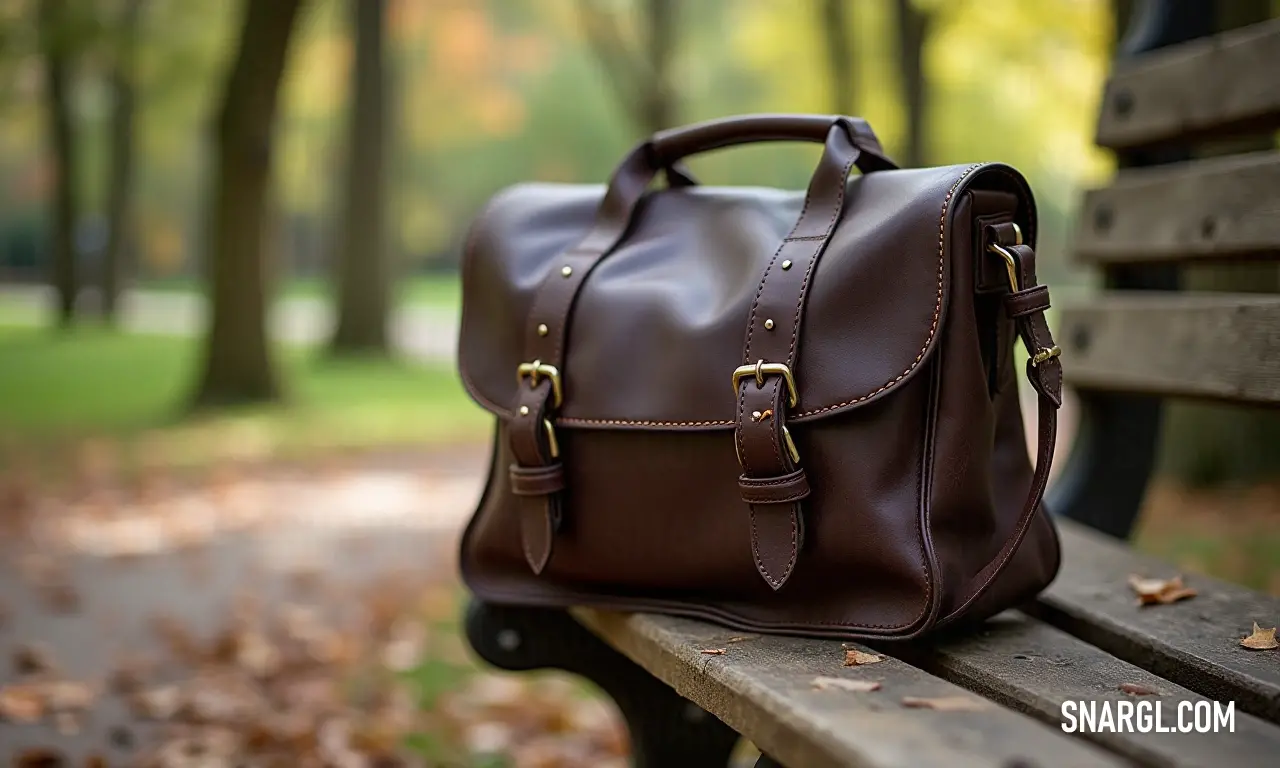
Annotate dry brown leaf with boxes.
[1128,574,1197,606]
[1118,683,1160,696]
[812,676,881,692]
[1240,622,1278,650]
[844,649,883,666]
[0,685,44,722]
[901,695,988,711]
[13,748,65,767]
[13,643,56,676]
[699,648,726,655]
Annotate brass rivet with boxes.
[519,405,530,416]
[781,260,792,270]
[537,323,548,336]
[561,265,573,277]
[764,319,775,330]
[751,410,762,420]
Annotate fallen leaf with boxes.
[901,695,988,711]
[13,748,65,768]
[726,636,755,643]
[0,685,44,722]
[812,677,881,692]
[1128,574,1198,606]
[1118,683,1160,696]
[1240,622,1278,650]
[844,649,883,666]
[700,648,726,655]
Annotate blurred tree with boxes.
[37,0,80,326]
[816,0,856,115]
[894,0,932,167]
[577,0,678,135]
[330,0,390,355]
[101,0,145,323]
[193,0,307,406]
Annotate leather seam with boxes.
[740,475,804,487]
[745,490,809,504]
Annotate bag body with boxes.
[456,115,1063,640]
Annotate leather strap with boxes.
[509,115,896,575]
[735,124,868,590]
[944,239,1062,621]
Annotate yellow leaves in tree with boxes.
[1240,623,1278,651]
[1128,574,1197,606]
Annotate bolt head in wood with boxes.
[537,323,548,336]
[561,265,573,277]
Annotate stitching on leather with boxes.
[745,489,809,504]
[467,163,986,434]
[741,473,805,487]
[791,163,982,418]
[788,153,854,364]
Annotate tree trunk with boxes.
[330,0,390,355]
[817,0,855,116]
[192,0,306,407]
[102,0,144,324]
[38,0,79,327]
[640,0,676,134]
[577,0,678,137]
[894,0,929,167]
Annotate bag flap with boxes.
[458,163,1030,430]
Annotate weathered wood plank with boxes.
[1059,293,1280,403]
[1034,519,1280,725]
[572,609,1123,768]
[1075,151,1280,264]
[1095,17,1280,150]
[894,611,1280,767]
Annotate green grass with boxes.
[139,274,462,309]
[0,324,488,473]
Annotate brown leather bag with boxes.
[456,114,1063,640]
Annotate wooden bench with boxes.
[465,3,1280,765]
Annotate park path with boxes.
[0,285,460,363]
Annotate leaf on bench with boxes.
[1241,623,1278,650]
[1117,682,1160,696]
[700,648,726,655]
[811,677,881,693]
[843,649,882,666]
[900,695,988,712]
[1128,574,1197,606]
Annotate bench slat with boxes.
[573,609,1123,768]
[1075,152,1280,264]
[894,611,1280,767]
[1058,293,1280,403]
[1095,18,1280,150]
[1035,519,1280,725]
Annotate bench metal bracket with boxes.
[465,600,741,767]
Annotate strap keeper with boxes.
[739,467,811,505]
[509,463,566,497]
[1004,285,1051,318]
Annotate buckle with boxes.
[1031,346,1061,366]
[541,418,560,458]
[731,360,798,408]
[983,225,1024,294]
[517,360,562,408]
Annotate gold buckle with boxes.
[731,361,798,408]
[987,222,1024,292]
[516,360,562,408]
[541,418,560,458]
[1031,346,1061,366]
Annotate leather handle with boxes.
[650,114,898,173]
